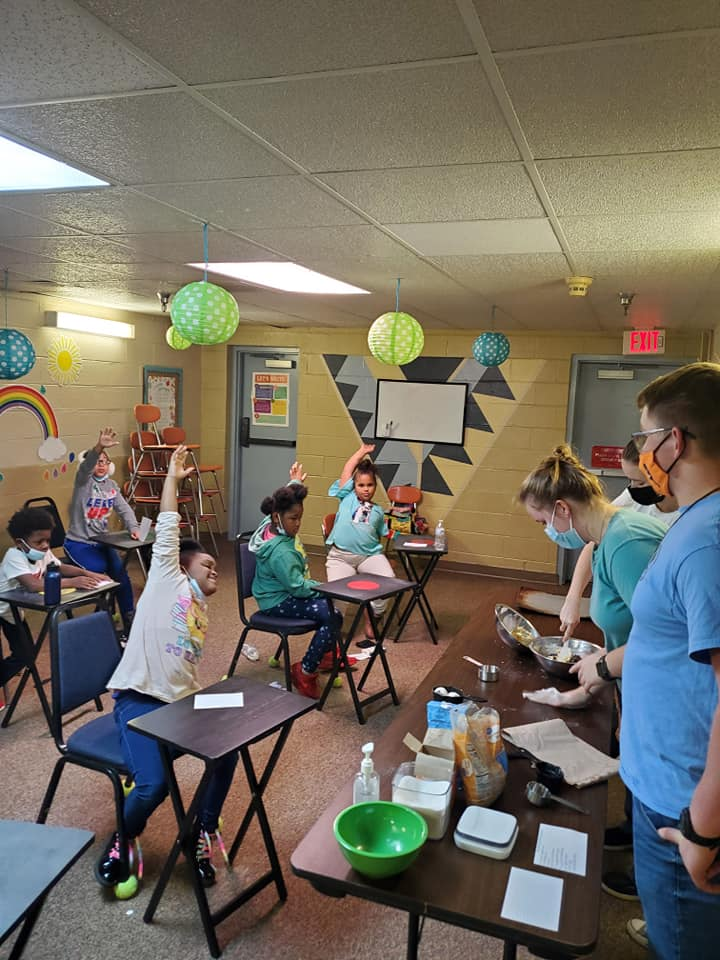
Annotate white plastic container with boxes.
[453,806,518,860]
[392,761,452,840]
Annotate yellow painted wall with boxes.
[0,292,201,551]
[202,326,702,576]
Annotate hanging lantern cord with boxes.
[3,269,8,329]
[395,277,401,313]
[491,304,496,331]
[203,222,209,283]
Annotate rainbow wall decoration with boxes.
[0,384,67,461]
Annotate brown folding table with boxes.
[292,587,613,959]
[390,534,447,644]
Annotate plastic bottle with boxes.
[353,742,380,804]
[44,562,62,605]
[434,519,446,550]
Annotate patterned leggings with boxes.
[263,595,341,673]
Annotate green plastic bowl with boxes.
[333,801,428,878]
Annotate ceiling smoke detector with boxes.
[566,276,592,297]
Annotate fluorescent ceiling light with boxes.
[46,311,135,339]
[188,261,370,295]
[0,136,109,191]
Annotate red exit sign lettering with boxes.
[622,329,666,355]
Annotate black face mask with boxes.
[628,484,665,506]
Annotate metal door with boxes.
[227,348,299,538]
[559,354,691,581]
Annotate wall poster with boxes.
[143,366,183,429]
[252,372,289,426]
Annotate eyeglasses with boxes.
[630,425,696,453]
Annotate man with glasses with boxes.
[578,362,720,958]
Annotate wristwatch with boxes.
[679,807,720,848]
[595,654,613,682]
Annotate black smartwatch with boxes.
[679,807,720,848]
[595,654,613,682]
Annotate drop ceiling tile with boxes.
[539,152,720,216]
[492,287,598,329]
[0,206,82,239]
[9,260,127,283]
[1,0,171,103]
[572,251,720,286]
[319,163,543,222]
[113,231,279,262]
[141,178,363,230]
[78,0,474,83]
[500,35,720,157]
[387,219,561,256]
[206,62,520,172]
[0,93,289,185]
[472,0,720,51]
[241,225,420,263]
[431,253,571,295]
[1,235,139,264]
[561,213,720,251]
[3,188,200,234]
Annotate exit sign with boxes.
[623,329,666,355]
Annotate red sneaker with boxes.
[319,646,357,672]
[290,662,321,700]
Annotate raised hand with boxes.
[167,444,195,480]
[97,427,119,450]
[289,461,307,482]
[359,442,375,457]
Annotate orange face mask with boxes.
[638,430,681,498]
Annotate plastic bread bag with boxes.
[522,687,592,710]
[451,705,507,806]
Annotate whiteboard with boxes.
[375,380,467,445]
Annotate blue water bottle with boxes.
[44,563,62,605]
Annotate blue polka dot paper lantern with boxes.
[165,326,191,350]
[472,332,510,366]
[0,328,36,379]
[368,311,424,365]
[170,281,240,346]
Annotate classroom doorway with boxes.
[227,347,299,539]
[559,354,691,582]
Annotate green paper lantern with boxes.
[0,328,36,380]
[165,326,191,351]
[368,311,424,366]
[472,331,510,366]
[170,280,240,346]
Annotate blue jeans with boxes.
[633,796,720,959]
[114,690,238,838]
[263,595,341,673]
[64,538,135,619]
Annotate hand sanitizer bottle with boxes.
[353,742,380,804]
[434,520,446,550]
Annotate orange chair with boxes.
[385,484,423,549]
[161,426,225,510]
[158,426,222,555]
[321,513,336,539]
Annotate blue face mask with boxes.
[188,575,205,600]
[543,503,587,550]
[21,539,46,562]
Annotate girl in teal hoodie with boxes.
[248,463,341,699]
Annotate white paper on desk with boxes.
[194,693,244,710]
[501,867,563,932]
[93,579,115,588]
[138,516,152,541]
[534,824,588,877]
[403,541,429,548]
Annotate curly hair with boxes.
[7,507,55,541]
[260,483,308,517]
[354,457,378,482]
[518,444,605,509]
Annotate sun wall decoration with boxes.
[47,335,82,385]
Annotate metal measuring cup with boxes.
[525,780,589,815]
[462,655,500,682]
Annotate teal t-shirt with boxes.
[589,510,666,662]
[326,478,386,555]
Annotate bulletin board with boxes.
[375,379,467,445]
[143,366,183,429]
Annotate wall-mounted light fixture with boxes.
[45,311,135,339]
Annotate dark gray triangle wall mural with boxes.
[323,355,515,496]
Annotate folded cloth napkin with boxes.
[502,717,619,787]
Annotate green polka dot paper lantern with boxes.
[0,329,36,379]
[165,325,191,351]
[368,311,424,366]
[170,281,240,346]
[472,332,510,366]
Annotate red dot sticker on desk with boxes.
[347,579,380,590]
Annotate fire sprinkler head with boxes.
[619,292,635,316]
[156,290,171,312]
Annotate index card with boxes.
[500,867,563,932]
[138,517,152,541]
[534,824,588,877]
[194,693,244,710]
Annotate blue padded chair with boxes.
[37,603,130,860]
[227,536,316,691]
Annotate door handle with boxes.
[239,417,250,448]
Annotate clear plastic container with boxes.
[392,761,452,840]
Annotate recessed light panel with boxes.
[188,261,370,295]
[0,136,109,191]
